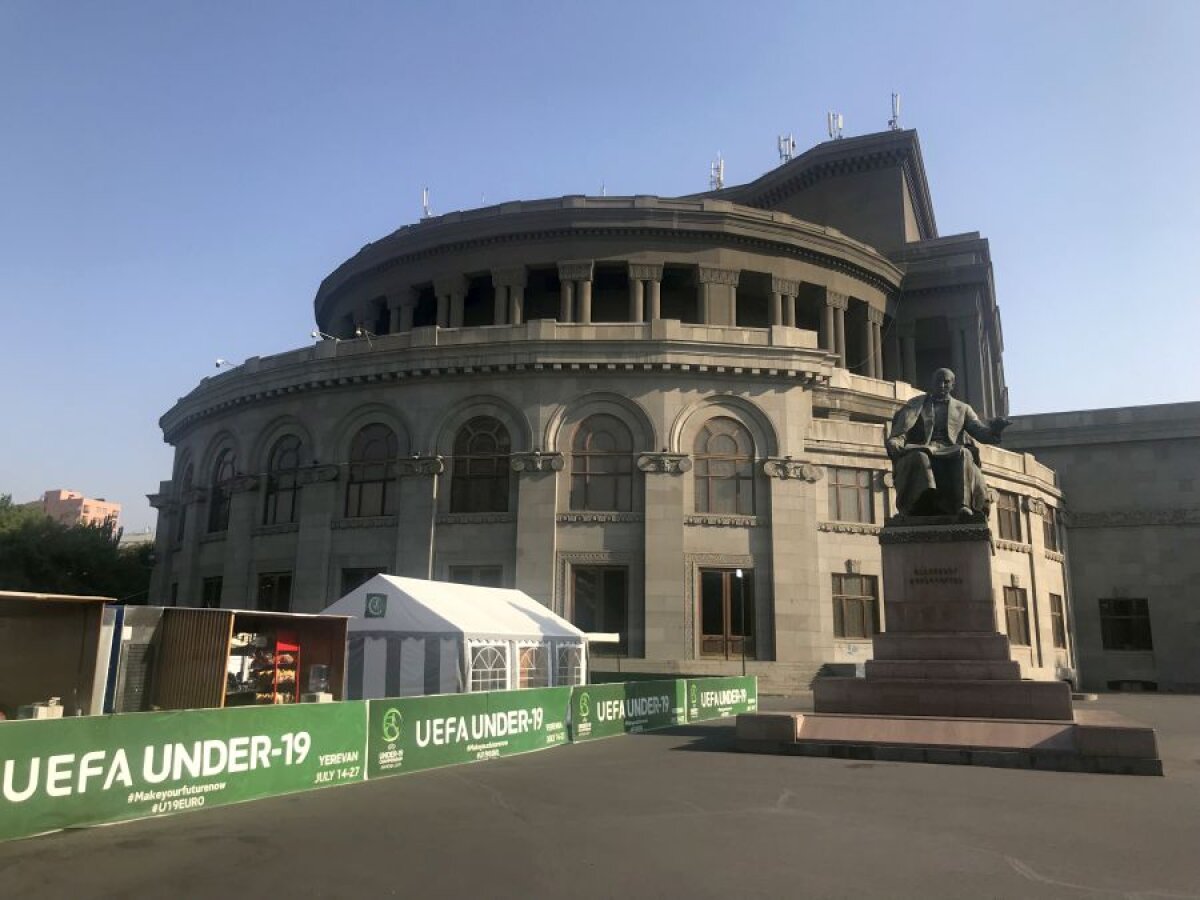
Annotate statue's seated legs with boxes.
[893,446,989,518]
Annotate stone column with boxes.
[762,461,825,663]
[433,275,462,329]
[512,452,564,608]
[698,267,740,326]
[220,475,261,608]
[770,291,783,326]
[899,321,917,385]
[493,267,527,327]
[492,283,508,326]
[885,317,901,381]
[827,291,848,367]
[638,453,690,661]
[866,307,885,379]
[822,301,835,351]
[773,276,799,329]
[558,280,574,322]
[949,313,985,412]
[173,485,206,605]
[630,264,662,321]
[558,261,593,325]
[628,274,645,322]
[147,486,176,603]
[393,457,444,579]
[292,464,339,611]
[388,300,403,334]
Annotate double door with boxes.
[699,568,755,659]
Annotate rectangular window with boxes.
[448,565,504,588]
[1043,505,1060,552]
[1099,598,1153,651]
[996,491,1022,542]
[698,568,756,659]
[827,467,874,523]
[1003,586,1030,645]
[256,572,293,613]
[340,567,388,597]
[555,645,583,687]
[201,576,223,609]
[572,567,628,655]
[1050,593,1067,649]
[169,582,179,608]
[832,574,880,639]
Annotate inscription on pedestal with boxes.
[908,567,964,587]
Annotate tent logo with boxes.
[577,691,591,720]
[365,593,388,618]
[689,683,699,706]
[381,708,403,743]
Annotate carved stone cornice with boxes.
[1067,508,1200,529]
[296,463,340,485]
[491,266,527,289]
[1044,549,1065,563]
[818,521,882,536]
[511,452,565,473]
[147,493,177,512]
[637,453,692,474]
[995,538,1032,554]
[865,307,885,326]
[226,475,260,494]
[1024,496,1048,516]
[628,263,663,282]
[879,519,992,544]
[825,290,849,310]
[557,260,594,282]
[770,276,800,297]
[433,274,468,296]
[397,456,445,476]
[182,489,208,505]
[685,514,761,528]
[331,515,399,530]
[556,512,644,524]
[436,512,515,525]
[763,459,823,482]
[697,267,740,286]
[252,523,300,537]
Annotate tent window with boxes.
[518,647,549,688]
[470,645,508,692]
[555,645,582,686]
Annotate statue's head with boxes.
[930,368,956,399]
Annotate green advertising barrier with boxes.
[686,676,758,722]
[367,687,571,778]
[569,680,685,741]
[0,701,368,843]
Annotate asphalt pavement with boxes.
[2,693,1198,900]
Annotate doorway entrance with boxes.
[699,568,755,659]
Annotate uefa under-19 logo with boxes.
[577,691,591,720]
[381,708,403,743]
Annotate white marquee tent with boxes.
[325,575,588,700]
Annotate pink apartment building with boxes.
[32,490,121,529]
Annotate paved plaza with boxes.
[2,693,1197,899]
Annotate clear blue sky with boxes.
[2,0,1197,532]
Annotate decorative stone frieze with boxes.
[252,523,300,537]
[510,452,565,473]
[697,267,740,286]
[296,464,340,485]
[637,453,692,474]
[818,522,882,536]
[628,263,663,281]
[396,456,445,476]
[1044,549,1065,563]
[684,514,761,527]
[762,458,823,482]
[491,266,527,288]
[825,290,849,310]
[1024,496,1047,516]
[770,276,800,296]
[556,512,644,524]
[436,513,516,525]
[557,260,594,281]
[433,274,467,296]
[331,515,399,530]
[995,538,1032,554]
[865,306,885,326]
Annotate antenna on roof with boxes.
[601,181,606,197]
[888,93,902,130]
[421,187,432,219]
[826,111,844,140]
[709,153,725,190]
[777,134,796,164]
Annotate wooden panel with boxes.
[0,600,105,718]
[152,610,233,710]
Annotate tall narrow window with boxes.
[570,415,634,511]
[256,572,293,613]
[828,468,874,523]
[1099,598,1153,651]
[450,417,511,513]
[346,424,398,517]
[263,435,302,526]
[1050,593,1067,649]
[996,491,1022,542]
[1043,505,1060,552]
[832,574,880,639]
[1003,586,1030,645]
[694,417,755,515]
[174,464,193,546]
[572,567,629,654]
[201,576,223,609]
[207,449,236,533]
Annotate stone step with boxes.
[884,599,997,633]
[872,631,1012,661]
[813,676,1074,721]
[864,659,1022,681]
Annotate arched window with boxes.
[174,463,193,546]
[450,417,511,513]
[694,416,756,515]
[207,449,236,533]
[570,414,634,511]
[346,424,398,517]
[263,435,302,526]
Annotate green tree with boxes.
[0,495,154,601]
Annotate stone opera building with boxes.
[149,129,1075,691]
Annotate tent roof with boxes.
[326,575,586,642]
